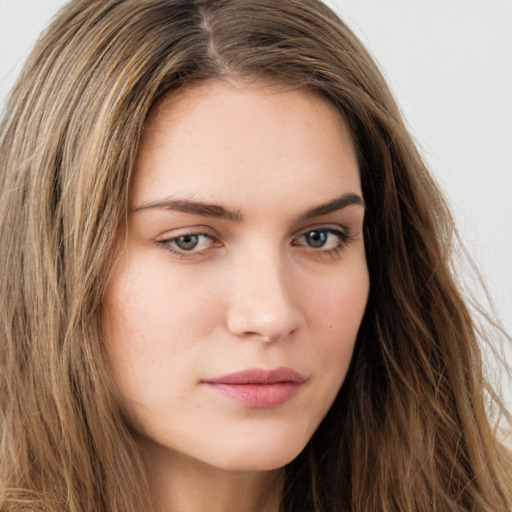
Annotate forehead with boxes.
[133,80,361,214]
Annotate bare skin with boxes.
[142,437,284,512]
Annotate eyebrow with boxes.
[296,193,364,222]
[133,198,243,221]
[133,192,364,222]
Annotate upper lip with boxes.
[202,367,305,385]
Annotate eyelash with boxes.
[157,227,354,260]
[292,228,352,259]
[157,232,217,260]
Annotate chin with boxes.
[206,431,310,473]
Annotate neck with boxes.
[140,438,284,512]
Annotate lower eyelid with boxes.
[157,227,354,259]
[156,232,223,259]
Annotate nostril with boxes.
[226,304,303,342]
[243,332,272,342]
[225,266,305,341]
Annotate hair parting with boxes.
[0,1,510,511]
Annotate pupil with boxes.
[176,234,199,251]
[306,230,327,248]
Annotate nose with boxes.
[225,250,305,342]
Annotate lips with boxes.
[202,367,305,408]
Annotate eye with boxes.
[301,230,330,248]
[293,227,352,258]
[157,232,218,258]
[174,234,204,251]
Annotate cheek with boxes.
[103,256,221,351]
[100,255,228,412]
[304,262,369,328]
[301,263,369,372]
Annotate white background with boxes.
[1,0,511,407]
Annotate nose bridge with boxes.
[226,241,303,341]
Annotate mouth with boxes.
[201,367,305,409]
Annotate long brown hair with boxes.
[0,0,510,510]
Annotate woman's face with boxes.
[102,80,369,472]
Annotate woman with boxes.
[0,0,510,511]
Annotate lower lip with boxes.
[204,382,302,408]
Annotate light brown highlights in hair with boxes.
[0,1,510,511]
